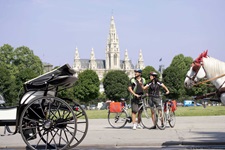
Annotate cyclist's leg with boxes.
[132,112,137,124]
[136,108,143,129]
[131,98,139,129]
[137,109,142,124]
[149,97,157,129]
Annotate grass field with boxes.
[85,106,225,119]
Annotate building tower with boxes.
[89,48,97,69]
[136,49,145,69]
[105,16,120,70]
[123,49,131,70]
[73,47,81,71]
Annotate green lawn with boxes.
[85,106,225,119]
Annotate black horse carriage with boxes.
[0,64,88,149]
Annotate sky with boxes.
[0,0,225,70]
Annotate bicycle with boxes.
[108,95,155,129]
[154,98,176,130]
[164,99,176,128]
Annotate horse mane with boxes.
[203,56,225,77]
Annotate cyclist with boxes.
[142,71,169,129]
[128,69,146,130]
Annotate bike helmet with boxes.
[134,69,142,73]
[149,71,158,77]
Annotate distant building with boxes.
[43,62,53,73]
[73,16,145,80]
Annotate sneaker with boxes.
[136,124,143,129]
[132,124,137,130]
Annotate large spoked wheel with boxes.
[141,106,155,129]
[155,109,166,130]
[168,111,176,128]
[19,96,77,150]
[64,100,88,148]
[108,110,128,128]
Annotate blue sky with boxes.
[0,0,225,70]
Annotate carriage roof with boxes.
[24,64,77,91]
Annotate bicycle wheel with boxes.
[141,107,155,129]
[108,110,128,128]
[155,109,166,130]
[64,100,88,148]
[168,111,176,128]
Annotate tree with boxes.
[163,54,193,100]
[0,44,14,66]
[13,46,43,77]
[0,44,16,103]
[12,46,43,99]
[73,70,100,104]
[0,66,16,104]
[103,70,130,101]
[57,87,77,101]
[0,44,43,105]
[142,66,158,82]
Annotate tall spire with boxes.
[124,49,129,61]
[123,49,131,70]
[105,16,120,70]
[74,46,80,59]
[89,48,97,69]
[136,49,145,69]
[73,47,81,71]
[90,48,96,60]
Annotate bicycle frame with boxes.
[123,95,148,122]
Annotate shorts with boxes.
[149,96,162,110]
[131,98,143,113]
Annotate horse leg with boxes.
[220,93,225,105]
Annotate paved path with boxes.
[1,116,225,149]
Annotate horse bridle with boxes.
[187,61,225,87]
[186,61,206,85]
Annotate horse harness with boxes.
[188,61,225,100]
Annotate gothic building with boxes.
[73,16,145,80]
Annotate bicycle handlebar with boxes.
[140,94,148,99]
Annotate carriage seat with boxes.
[0,106,17,126]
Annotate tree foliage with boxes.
[142,66,158,82]
[103,70,130,101]
[0,44,16,102]
[73,70,100,104]
[163,54,193,100]
[0,44,43,105]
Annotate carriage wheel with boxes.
[64,100,89,148]
[19,96,77,150]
